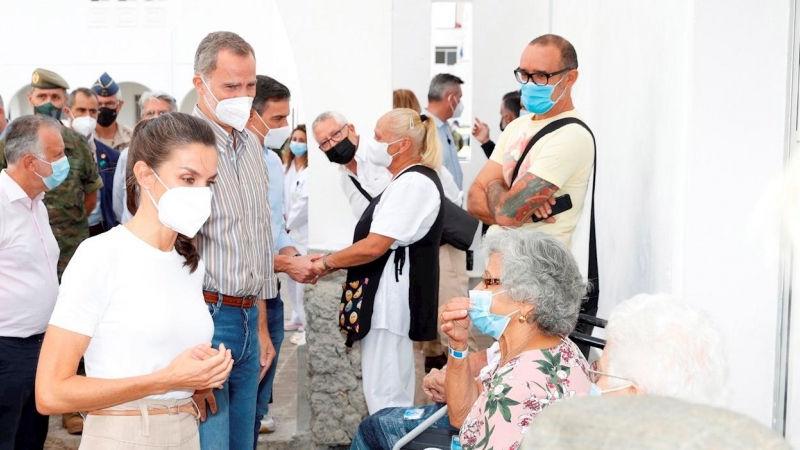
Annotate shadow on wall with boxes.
[180,90,199,114]
[117,81,150,128]
[8,85,32,119]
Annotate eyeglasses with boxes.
[482,277,502,286]
[142,110,169,119]
[318,124,349,151]
[514,67,573,86]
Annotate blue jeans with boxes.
[253,294,284,448]
[350,404,457,450]
[0,334,48,450]
[199,301,261,450]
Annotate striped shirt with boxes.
[193,106,277,300]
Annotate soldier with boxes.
[0,68,103,435]
[91,72,133,150]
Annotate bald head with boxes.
[529,34,579,70]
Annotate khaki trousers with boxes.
[79,398,199,449]
[421,244,495,357]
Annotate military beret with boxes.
[91,72,120,97]
[30,68,69,90]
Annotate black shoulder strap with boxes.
[511,117,599,308]
[349,176,373,202]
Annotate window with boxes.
[435,46,458,66]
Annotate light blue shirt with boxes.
[263,148,294,252]
[423,108,462,189]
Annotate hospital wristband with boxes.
[448,346,468,359]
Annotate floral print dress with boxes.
[459,338,591,450]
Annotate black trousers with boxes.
[0,334,48,450]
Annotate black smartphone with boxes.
[531,194,572,222]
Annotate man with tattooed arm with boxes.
[468,34,594,249]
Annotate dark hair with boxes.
[67,88,98,109]
[282,124,307,168]
[253,75,291,115]
[428,73,464,101]
[125,113,216,273]
[529,34,579,70]
[502,90,522,118]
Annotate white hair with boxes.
[138,90,178,117]
[312,110,349,131]
[604,294,728,406]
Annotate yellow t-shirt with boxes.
[488,109,594,248]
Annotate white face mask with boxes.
[450,96,464,119]
[71,115,97,138]
[254,114,292,149]
[363,135,403,168]
[144,169,212,238]
[201,77,253,132]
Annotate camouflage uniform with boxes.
[0,126,103,278]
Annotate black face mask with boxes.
[326,137,357,164]
[97,107,118,127]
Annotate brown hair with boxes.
[282,124,307,169]
[125,113,216,273]
[392,89,422,113]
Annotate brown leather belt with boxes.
[203,291,259,308]
[88,403,198,417]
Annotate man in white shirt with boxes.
[0,115,64,449]
[312,111,392,219]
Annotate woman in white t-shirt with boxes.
[35,113,233,449]
[283,125,310,345]
[313,108,445,414]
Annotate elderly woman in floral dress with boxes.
[441,229,592,450]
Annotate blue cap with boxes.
[91,72,119,97]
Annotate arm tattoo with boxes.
[496,173,558,223]
[486,180,508,220]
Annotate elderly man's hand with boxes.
[472,117,490,145]
[440,297,471,348]
[423,367,447,403]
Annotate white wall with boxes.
[275,0,393,252]
[553,0,790,428]
[392,0,432,99]
[0,0,276,128]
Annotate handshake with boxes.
[282,253,339,284]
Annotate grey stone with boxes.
[304,261,368,448]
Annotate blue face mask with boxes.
[519,75,568,115]
[468,289,518,341]
[34,155,70,190]
[289,141,308,157]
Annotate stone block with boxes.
[304,262,368,447]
